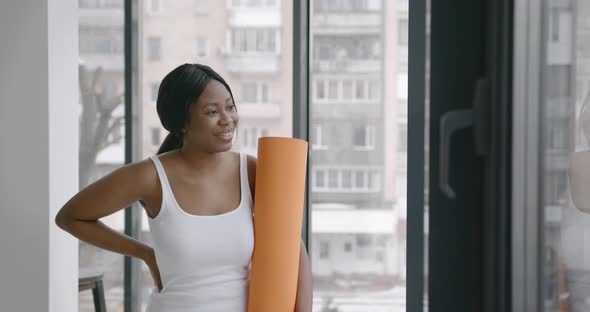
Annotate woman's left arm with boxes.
[295,240,313,312]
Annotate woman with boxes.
[55,63,313,311]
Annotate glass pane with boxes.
[77,0,125,310]
[541,0,590,311]
[310,0,408,310]
[138,0,293,309]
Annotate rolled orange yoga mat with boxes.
[247,137,308,312]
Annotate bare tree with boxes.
[78,64,124,188]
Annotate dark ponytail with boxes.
[155,63,236,155]
[157,132,183,155]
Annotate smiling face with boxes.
[183,79,239,153]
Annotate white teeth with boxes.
[217,130,233,138]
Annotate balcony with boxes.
[312,12,382,34]
[312,59,381,73]
[224,53,280,73]
[78,7,123,26]
[227,8,281,28]
[237,103,281,119]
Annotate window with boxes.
[230,0,278,8]
[79,0,123,9]
[328,169,338,188]
[147,36,161,61]
[78,8,126,311]
[311,125,328,150]
[138,2,294,310]
[242,82,270,103]
[353,125,376,150]
[314,0,381,12]
[230,28,278,54]
[342,80,353,99]
[194,0,208,15]
[354,170,365,188]
[342,170,352,188]
[309,0,406,307]
[315,80,326,100]
[193,37,208,58]
[328,80,338,99]
[151,127,161,146]
[355,79,366,99]
[241,127,269,148]
[312,167,381,192]
[150,81,159,102]
[313,78,379,103]
[315,170,325,188]
[356,234,372,247]
[313,35,381,60]
[79,25,124,55]
[146,0,161,14]
[319,241,330,259]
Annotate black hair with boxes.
[156,63,236,155]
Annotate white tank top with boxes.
[145,152,254,312]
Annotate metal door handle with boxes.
[439,110,473,198]
[438,79,490,199]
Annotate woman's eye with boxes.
[227,105,236,111]
[206,111,217,116]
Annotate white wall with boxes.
[0,0,78,311]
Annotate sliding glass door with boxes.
[513,0,590,311]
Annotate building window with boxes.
[313,35,381,60]
[353,125,376,150]
[147,36,161,61]
[230,0,278,8]
[344,242,352,253]
[150,81,159,102]
[314,0,381,12]
[355,80,366,100]
[151,127,161,146]
[242,127,269,148]
[313,78,378,103]
[342,170,352,188]
[315,80,326,100]
[146,0,161,14]
[328,169,338,188]
[312,167,381,192]
[354,170,365,188]
[242,82,270,104]
[311,125,328,150]
[342,80,353,99]
[193,37,208,58]
[328,80,338,100]
[194,0,208,15]
[315,170,325,188]
[230,28,278,54]
[319,241,330,259]
[79,25,124,55]
[356,234,372,247]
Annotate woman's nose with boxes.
[219,113,232,125]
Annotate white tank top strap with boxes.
[148,155,172,218]
[239,152,253,204]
